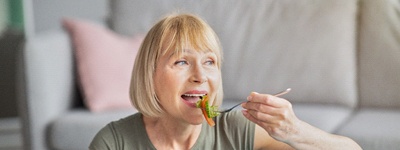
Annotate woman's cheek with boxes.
[208,70,221,93]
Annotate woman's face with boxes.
[153,47,221,125]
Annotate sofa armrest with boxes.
[19,30,76,150]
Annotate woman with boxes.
[90,13,361,150]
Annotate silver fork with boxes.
[218,88,291,113]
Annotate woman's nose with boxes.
[190,65,207,84]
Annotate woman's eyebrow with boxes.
[167,49,192,58]
[167,49,214,59]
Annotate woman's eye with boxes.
[174,60,188,65]
[205,59,215,65]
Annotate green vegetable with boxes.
[207,104,220,118]
[196,99,202,108]
[197,96,220,118]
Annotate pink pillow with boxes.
[62,18,142,112]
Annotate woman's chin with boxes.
[187,115,205,125]
[189,119,204,125]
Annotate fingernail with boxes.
[247,96,252,101]
[242,110,248,115]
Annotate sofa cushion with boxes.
[109,0,359,108]
[48,110,135,150]
[336,108,400,150]
[358,0,400,108]
[292,103,353,133]
[63,18,143,112]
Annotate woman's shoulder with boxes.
[109,113,142,129]
[101,112,144,136]
[89,113,153,150]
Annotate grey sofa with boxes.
[19,0,400,150]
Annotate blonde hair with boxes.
[130,13,224,117]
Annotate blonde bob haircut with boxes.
[130,13,224,117]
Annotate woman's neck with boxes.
[143,115,202,150]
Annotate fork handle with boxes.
[273,88,291,97]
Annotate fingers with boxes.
[242,101,281,115]
[242,109,294,141]
[242,109,263,124]
[242,109,281,124]
[242,103,290,123]
[242,92,292,122]
[242,91,298,141]
[247,92,290,108]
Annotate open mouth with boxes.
[181,94,206,103]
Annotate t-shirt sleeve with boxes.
[217,110,255,149]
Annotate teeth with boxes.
[183,94,206,97]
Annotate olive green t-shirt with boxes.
[89,111,255,150]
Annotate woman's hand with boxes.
[242,92,300,143]
[242,92,362,150]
